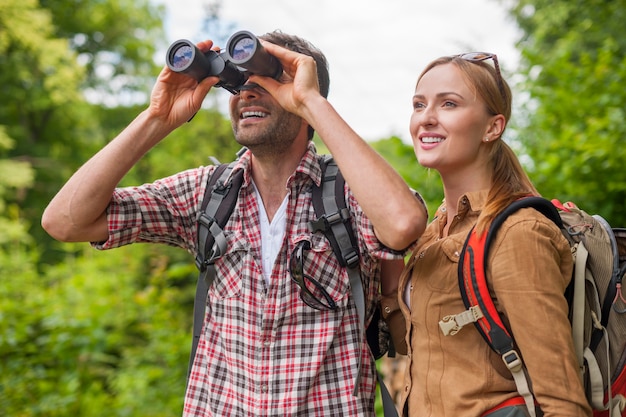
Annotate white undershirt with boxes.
[254,182,288,286]
[404,282,411,310]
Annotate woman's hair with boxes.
[260,30,330,140]
[418,55,539,234]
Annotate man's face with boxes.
[229,83,305,156]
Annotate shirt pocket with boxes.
[420,235,465,292]
[291,234,351,308]
[210,232,250,300]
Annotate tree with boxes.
[505,0,626,224]
[38,0,166,97]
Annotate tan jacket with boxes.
[399,191,591,417]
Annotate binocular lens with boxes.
[225,31,282,79]
[169,43,195,71]
[230,36,256,62]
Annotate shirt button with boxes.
[260,384,268,393]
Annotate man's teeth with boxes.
[421,136,444,144]
[242,111,267,119]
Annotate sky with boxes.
[155,0,521,142]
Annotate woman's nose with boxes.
[415,106,437,128]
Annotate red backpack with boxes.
[439,196,626,416]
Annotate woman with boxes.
[398,53,591,416]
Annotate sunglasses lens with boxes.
[300,275,337,310]
[456,52,505,104]
[460,52,492,61]
[289,250,303,279]
[289,241,337,311]
[299,276,336,310]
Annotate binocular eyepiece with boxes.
[165,30,282,94]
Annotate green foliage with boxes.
[506,0,626,224]
[1,244,195,416]
[39,0,166,94]
[88,102,240,187]
[0,126,36,245]
[0,1,203,415]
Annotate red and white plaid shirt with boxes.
[95,143,404,416]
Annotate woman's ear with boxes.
[485,114,506,140]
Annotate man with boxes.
[42,31,427,415]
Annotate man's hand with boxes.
[247,40,322,118]
[148,40,220,127]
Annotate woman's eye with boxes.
[413,101,426,110]
[443,100,457,108]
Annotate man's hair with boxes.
[260,30,330,140]
[260,30,330,99]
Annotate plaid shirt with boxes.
[94,143,403,416]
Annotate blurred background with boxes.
[1,0,624,415]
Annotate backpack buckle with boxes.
[195,257,208,272]
[197,212,216,229]
[344,249,359,269]
[308,208,350,233]
[502,350,523,372]
[196,212,218,272]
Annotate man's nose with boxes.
[238,82,264,99]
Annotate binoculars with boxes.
[165,30,282,94]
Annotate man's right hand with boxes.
[148,40,220,128]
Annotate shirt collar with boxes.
[293,142,323,187]
[227,141,322,188]
[435,189,490,223]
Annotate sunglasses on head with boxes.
[289,240,338,311]
[456,52,506,103]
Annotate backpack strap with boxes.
[309,156,363,324]
[188,159,244,380]
[309,155,397,416]
[309,156,366,391]
[441,196,562,417]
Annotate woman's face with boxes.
[409,63,497,177]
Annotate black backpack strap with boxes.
[309,156,364,334]
[309,157,363,307]
[188,161,244,380]
[309,155,398,416]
